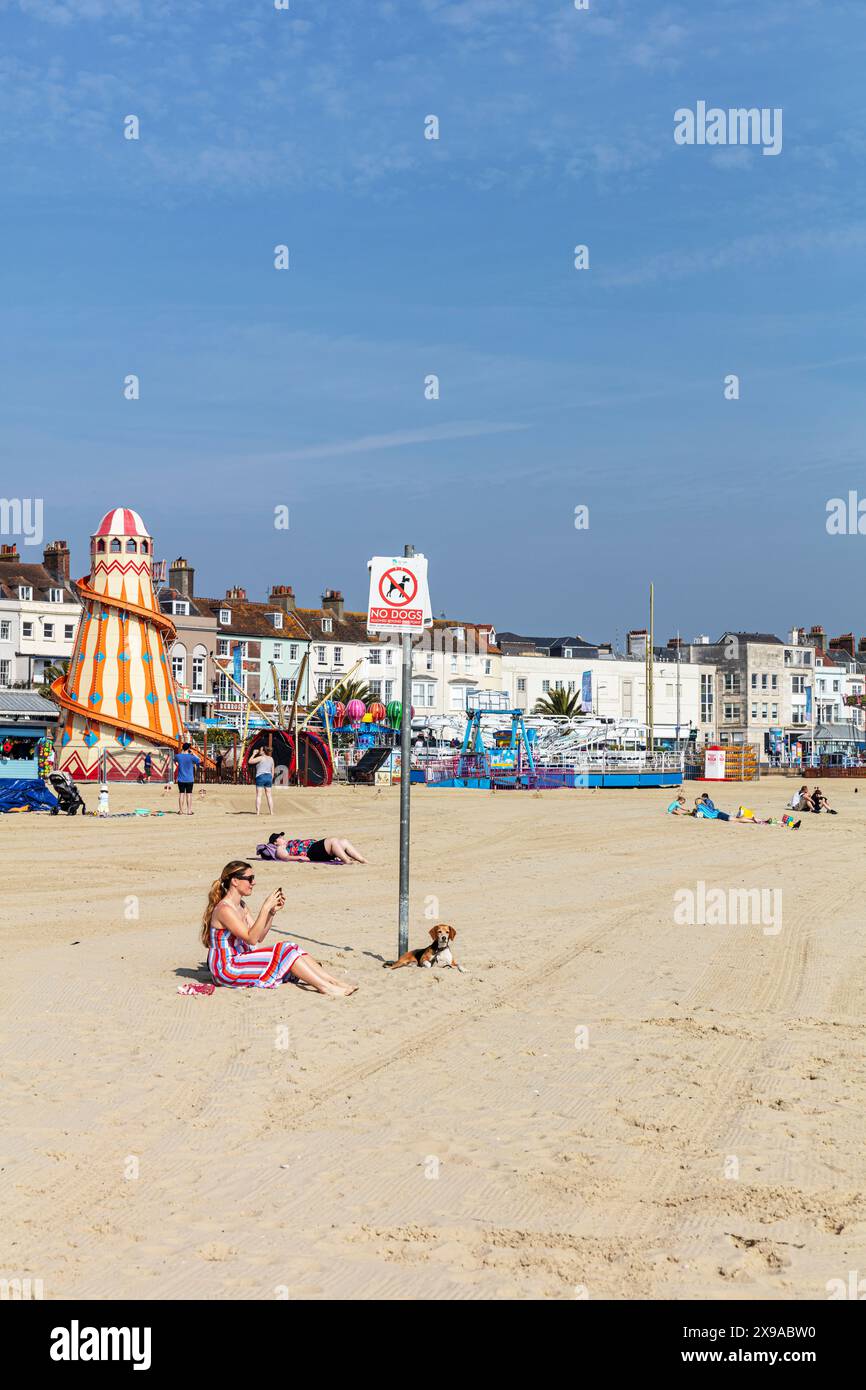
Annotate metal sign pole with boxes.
[398,543,415,958]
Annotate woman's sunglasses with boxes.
[234,873,255,883]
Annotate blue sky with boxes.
[1,0,865,645]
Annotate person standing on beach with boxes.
[175,741,201,816]
[249,743,275,815]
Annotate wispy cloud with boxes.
[259,420,529,463]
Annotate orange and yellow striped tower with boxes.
[53,507,185,780]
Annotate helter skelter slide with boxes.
[52,507,186,781]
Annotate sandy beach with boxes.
[2,777,865,1301]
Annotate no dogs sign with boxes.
[367,555,432,634]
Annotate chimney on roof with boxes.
[0,544,19,562]
[169,556,194,599]
[830,632,855,659]
[322,588,344,619]
[667,636,684,650]
[626,629,648,658]
[268,583,296,614]
[804,625,824,650]
[225,586,246,601]
[42,540,70,583]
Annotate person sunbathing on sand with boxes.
[257,832,367,865]
[201,860,358,996]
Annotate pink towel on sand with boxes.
[177,982,215,996]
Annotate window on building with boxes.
[802,651,811,665]
[761,674,767,690]
[272,643,282,661]
[413,681,435,708]
[18,586,33,601]
[771,704,778,720]
[369,648,381,665]
[279,678,291,702]
[172,654,185,682]
[271,613,283,629]
[220,608,231,625]
[289,644,298,661]
[771,674,778,690]
[542,679,550,693]
[191,655,205,692]
[784,649,792,665]
[48,587,63,603]
[126,539,136,552]
[568,680,575,693]
[450,655,458,673]
[833,680,840,693]
[0,659,9,686]
[449,685,465,710]
[483,659,491,675]
[426,653,434,671]
[334,647,343,666]
[217,639,229,656]
[751,673,757,690]
[384,680,394,700]
[370,679,382,697]
[723,672,739,693]
[322,617,333,633]
[517,677,526,693]
[564,648,573,658]
[701,674,714,724]
[761,703,768,719]
[22,621,33,639]
[172,601,189,616]
[751,703,758,719]
[316,646,326,664]
[110,539,121,553]
[317,678,327,695]
[723,703,740,721]
[43,622,54,639]
[0,621,9,641]
[385,649,393,665]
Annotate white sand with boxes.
[1,776,864,1300]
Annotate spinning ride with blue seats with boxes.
[436,700,536,789]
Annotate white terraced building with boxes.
[0,541,80,690]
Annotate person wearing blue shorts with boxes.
[249,744,276,815]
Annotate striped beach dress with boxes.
[208,922,307,989]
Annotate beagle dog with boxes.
[386,924,465,972]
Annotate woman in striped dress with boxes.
[201,860,358,995]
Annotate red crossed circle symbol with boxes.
[378,567,417,606]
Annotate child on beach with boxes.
[202,860,358,995]
[257,831,367,865]
[666,795,690,815]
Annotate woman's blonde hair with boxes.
[201,860,251,946]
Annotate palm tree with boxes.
[39,661,69,700]
[533,687,582,717]
[319,677,375,706]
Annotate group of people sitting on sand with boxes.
[668,792,801,828]
[787,785,838,815]
[199,827,367,996]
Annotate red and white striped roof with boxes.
[93,507,149,537]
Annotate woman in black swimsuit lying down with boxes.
[257,831,367,864]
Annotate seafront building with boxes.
[0,541,79,689]
[198,586,311,727]
[1,527,865,758]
